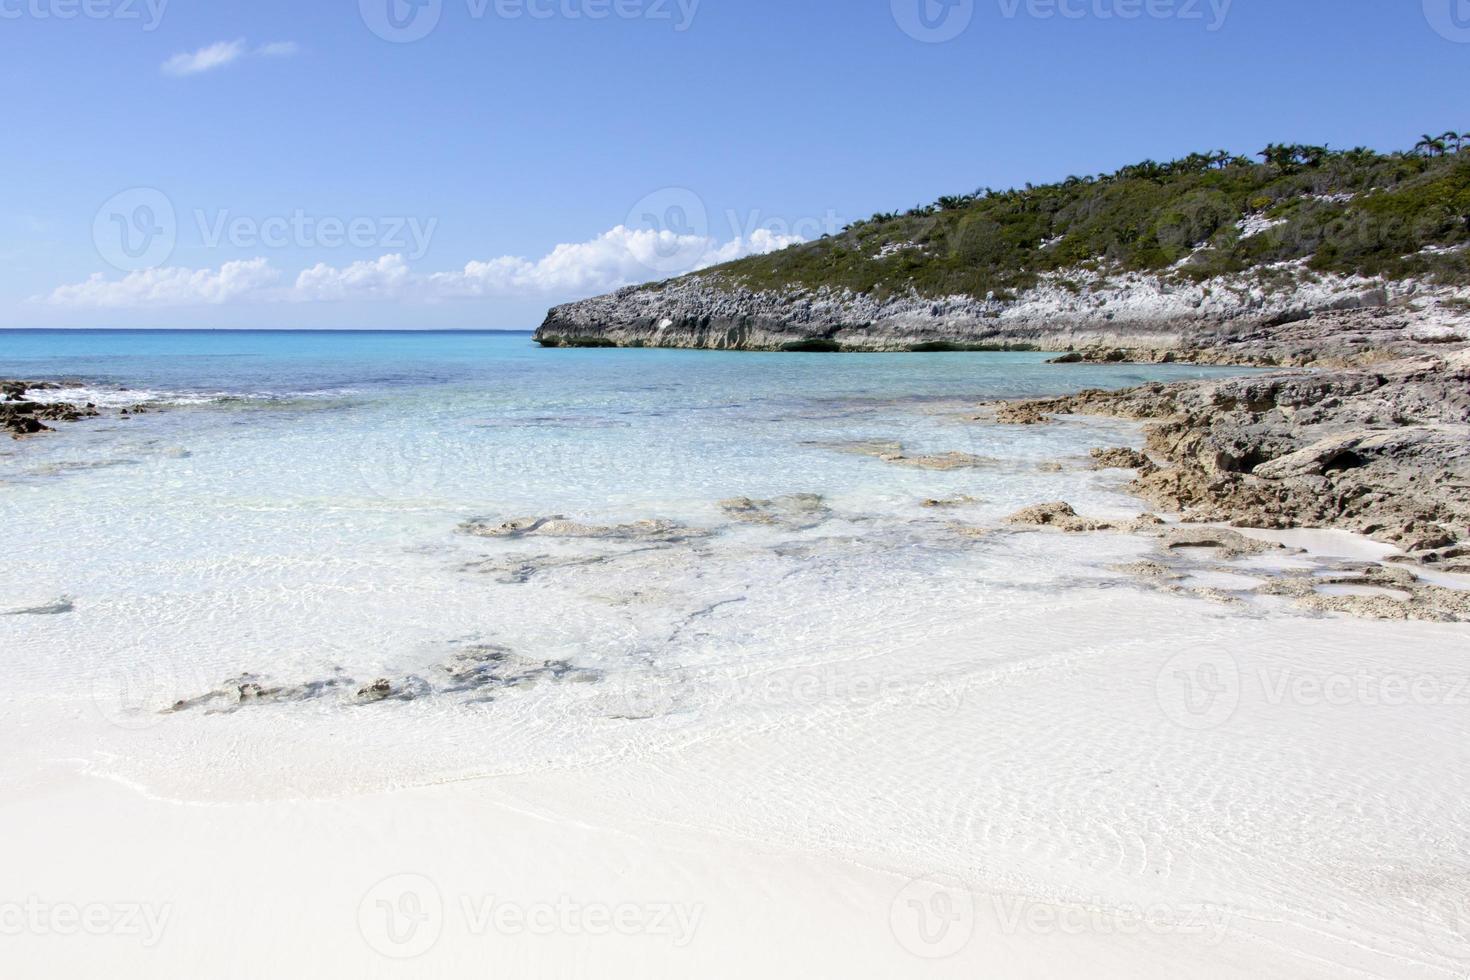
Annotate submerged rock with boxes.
[922,495,982,508]
[462,552,614,585]
[356,679,394,703]
[822,440,997,470]
[459,515,706,544]
[720,494,832,530]
[163,640,599,716]
[1114,531,1470,622]
[2,596,75,616]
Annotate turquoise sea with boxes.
[1,327,1255,788]
[2,327,1258,783]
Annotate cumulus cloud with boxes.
[161,40,247,76]
[424,226,800,298]
[45,259,281,308]
[293,254,415,302]
[43,225,805,309]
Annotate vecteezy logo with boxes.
[93,188,176,273]
[889,874,975,959]
[357,873,443,959]
[607,670,679,720]
[360,0,443,42]
[91,660,182,730]
[1425,0,1470,42]
[624,187,710,276]
[352,424,459,503]
[892,0,974,42]
[1423,892,1470,960]
[1156,650,1241,731]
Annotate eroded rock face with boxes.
[1052,305,1461,368]
[531,266,1405,353]
[1090,447,1154,471]
[993,402,1053,425]
[1006,502,1103,533]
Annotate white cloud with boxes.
[424,226,803,298]
[161,39,300,77]
[161,40,246,77]
[256,41,301,58]
[45,259,281,308]
[42,225,805,309]
[294,255,414,302]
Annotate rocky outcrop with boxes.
[534,264,1416,353]
[1090,447,1154,471]
[1112,527,1470,621]
[990,332,1470,567]
[1,380,99,438]
[1004,501,1165,534]
[1047,302,1468,368]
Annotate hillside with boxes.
[536,140,1470,354]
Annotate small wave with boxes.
[22,384,359,410]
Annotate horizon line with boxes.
[0,327,538,334]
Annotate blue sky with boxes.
[3,0,1467,329]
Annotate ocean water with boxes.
[1,328,1254,785]
[5,330,1470,973]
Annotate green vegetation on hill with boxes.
[691,138,1470,301]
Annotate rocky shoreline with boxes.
[1,380,100,438]
[538,270,1470,582]
[532,264,1447,353]
[982,306,1470,573]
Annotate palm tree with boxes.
[1441,131,1462,153]
[1259,143,1290,169]
[1417,134,1447,157]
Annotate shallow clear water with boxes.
[5,330,1470,973]
[1,329,1253,783]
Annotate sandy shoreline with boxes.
[5,502,1469,977]
[0,777,1272,978]
[9,595,1467,980]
